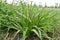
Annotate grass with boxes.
[0,0,60,40]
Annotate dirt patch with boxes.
[26,35,40,40]
[1,31,53,40]
[8,32,49,40]
[47,32,53,38]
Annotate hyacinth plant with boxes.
[0,0,57,40]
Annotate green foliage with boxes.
[0,1,58,40]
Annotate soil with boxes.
[1,31,53,40]
[26,35,49,40]
[26,35,40,40]
[8,32,51,40]
[47,32,53,38]
[9,32,41,40]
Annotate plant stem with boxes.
[11,30,20,40]
[4,28,10,40]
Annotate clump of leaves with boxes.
[0,0,57,40]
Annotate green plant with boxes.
[0,0,57,40]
